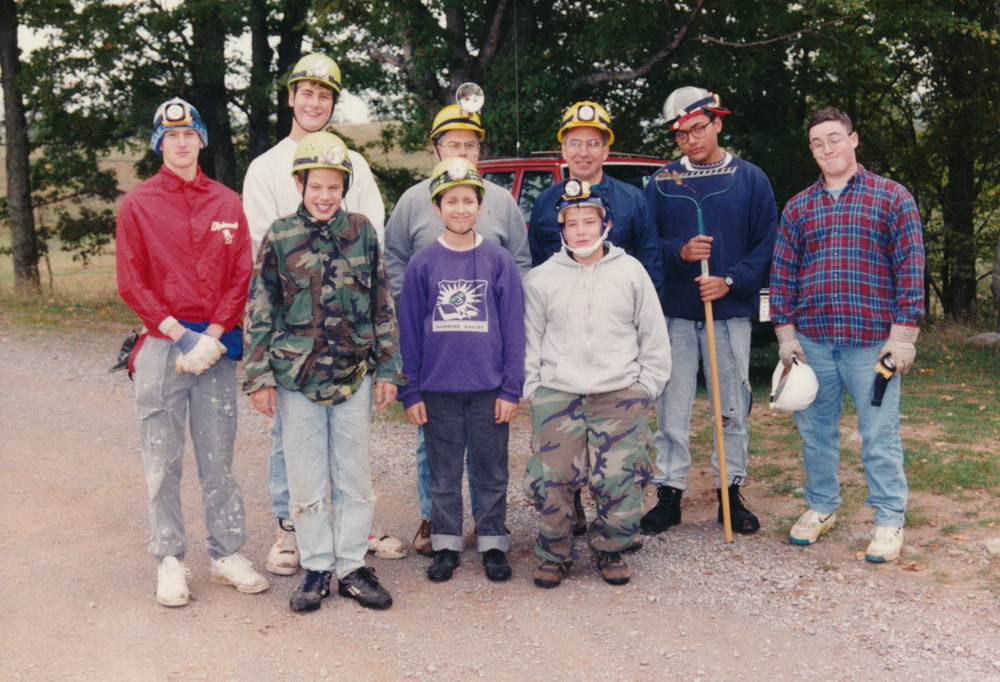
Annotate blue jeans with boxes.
[268,411,290,520]
[652,317,752,489]
[422,390,511,553]
[416,426,479,521]
[793,334,907,527]
[276,377,375,578]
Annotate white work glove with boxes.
[173,331,226,376]
[775,324,807,368]
[879,324,919,375]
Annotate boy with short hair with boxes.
[116,97,268,607]
[523,182,670,588]
[397,158,525,583]
[244,131,405,612]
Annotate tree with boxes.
[0,0,41,293]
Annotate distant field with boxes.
[0,122,430,298]
[0,121,432,197]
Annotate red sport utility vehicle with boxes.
[478,153,669,222]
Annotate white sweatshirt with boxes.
[242,137,386,257]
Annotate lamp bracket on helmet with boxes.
[456,83,485,116]
[563,179,585,199]
[447,159,470,181]
[322,145,345,166]
[163,102,192,126]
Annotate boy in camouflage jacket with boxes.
[244,131,406,613]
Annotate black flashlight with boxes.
[872,354,896,407]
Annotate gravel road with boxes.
[1,325,998,681]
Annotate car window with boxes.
[518,170,555,221]
[482,171,514,193]
[603,164,661,190]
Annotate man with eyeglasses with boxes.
[384,100,530,555]
[770,107,924,562]
[640,87,777,537]
[527,101,662,293]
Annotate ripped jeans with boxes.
[651,316,752,490]
[276,377,375,578]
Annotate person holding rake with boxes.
[641,87,777,537]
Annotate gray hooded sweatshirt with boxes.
[523,243,671,402]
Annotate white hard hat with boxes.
[769,358,818,412]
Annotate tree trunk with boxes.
[0,0,41,294]
[274,0,310,140]
[937,22,979,320]
[247,0,273,162]
[188,1,238,189]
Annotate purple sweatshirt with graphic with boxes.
[397,238,525,408]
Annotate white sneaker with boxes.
[210,553,270,594]
[789,510,837,545]
[865,526,904,563]
[156,556,191,607]
[368,524,407,560]
[265,529,300,576]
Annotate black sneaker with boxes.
[482,549,512,582]
[594,551,631,585]
[289,569,331,613]
[639,485,682,534]
[718,478,761,534]
[427,549,460,582]
[338,567,392,610]
[573,489,588,536]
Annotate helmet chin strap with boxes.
[563,225,610,258]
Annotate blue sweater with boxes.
[644,154,777,321]
[397,238,526,407]
[528,175,663,293]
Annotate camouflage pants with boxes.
[523,385,652,564]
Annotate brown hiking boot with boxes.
[595,551,631,585]
[533,560,572,588]
[413,519,433,556]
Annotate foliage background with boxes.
[1,0,998,322]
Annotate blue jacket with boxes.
[644,154,777,321]
[528,175,663,293]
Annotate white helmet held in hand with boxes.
[770,358,818,412]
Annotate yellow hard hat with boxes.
[287,54,342,95]
[557,101,615,146]
[429,105,486,144]
[292,131,352,189]
[429,157,485,201]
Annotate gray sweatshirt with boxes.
[384,178,531,303]
[523,244,671,402]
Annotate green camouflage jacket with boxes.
[243,205,406,405]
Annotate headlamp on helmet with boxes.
[287,53,342,95]
[555,180,613,258]
[555,180,609,223]
[429,157,485,201]
[456,82,485,117]
[662,86,732,131]
[557,101,615,146]
[150,97,208,154]
[292,131,353,192]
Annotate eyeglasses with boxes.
[809,134,848,153]
[437,140,481,153]
[563,139,605,151]
[674,122,712,144]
